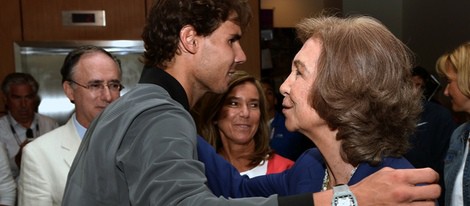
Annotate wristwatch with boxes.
[332,184,358,206]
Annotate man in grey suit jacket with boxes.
[60,1,441,205]
[17,45,123,206]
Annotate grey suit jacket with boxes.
[18,117,81,206]
[62,84,277,206]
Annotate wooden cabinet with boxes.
[0,0,148,113]
[0,0,23,113]
[20,0,259,76]
[0,0,260,113]
[21,0,147,40]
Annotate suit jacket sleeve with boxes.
[200,145,333,197]
[199,135,294,197]
[18,141,52,206]
[0,142,15,206]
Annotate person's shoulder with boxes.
[0,141,6,149]
[112,84,183,113]
[27,123,71,148]
[0,115,8,125]
[125,83,169,99]
[271,153,294,164]
[267,153,295,174]
[423,101,453,115]
[0,116,11,139]
[294,148,323,165]
[452,122,470,136]
[36,113,59,125]
[380,156,415,169]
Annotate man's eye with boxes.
[89,83,102,89]
[109,83,120,90]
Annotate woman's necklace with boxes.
[321,166,358,191]
[321,169,330,191]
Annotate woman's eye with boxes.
[250,103,259,108]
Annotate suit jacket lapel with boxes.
[60,118,82,168]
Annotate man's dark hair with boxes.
[1,72,39,95]
[142,0,252,68]
[60,45,121,83]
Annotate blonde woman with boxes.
[436,42,470,206]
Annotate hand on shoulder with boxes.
[350,167,440,206]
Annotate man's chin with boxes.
[212,86,228,94]
[15,115,34,122]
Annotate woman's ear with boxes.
[180,25,198,54]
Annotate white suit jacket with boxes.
[0,141,15,206]
[18,117,81,206]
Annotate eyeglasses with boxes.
[69,80,124,92]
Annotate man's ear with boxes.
[180,25,198,54]
[63,81,75,104]
[1,93,7,108]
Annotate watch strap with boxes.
[332,184,358,206]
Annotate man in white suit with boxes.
[17,45,123,206]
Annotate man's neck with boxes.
[9,113,34,128]
[138,67,190,111]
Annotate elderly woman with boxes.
[193,70,293,178]
[199,15,424,201]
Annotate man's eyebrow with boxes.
[108,79,121,83]
[87,80,105,84]
[86,79,121,84]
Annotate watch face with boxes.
[335,195,355,206]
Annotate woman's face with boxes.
[279,38,327,135]
[216,81,261,145]
[443,62,470,113]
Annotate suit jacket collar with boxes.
[139,67,190,111]
[61,117,82,167]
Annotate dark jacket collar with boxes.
[138,67,190,111]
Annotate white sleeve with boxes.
[0,142,16,206]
